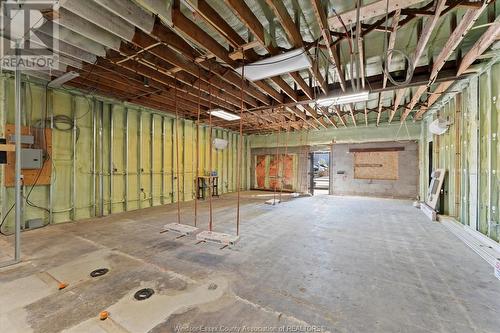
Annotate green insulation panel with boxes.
[420,62,500,242]
[0,76,249,234]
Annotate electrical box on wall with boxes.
[21,148,43,169]
[4,124,52,187]
[8,134,35,144]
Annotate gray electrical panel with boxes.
[21,148,43,169]
[8,134,35,145]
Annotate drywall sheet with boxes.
[354,151,399,180]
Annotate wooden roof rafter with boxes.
[400,0,494,122]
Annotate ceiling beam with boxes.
[169,7,280,105]
[416,15,500,119]
[391,0,447,122]
[327,0,426,29]
[264,0,328,94]
[223,0,310,102]
[377,9,400,126]
[310,0,356,126]
[401,0,492,122]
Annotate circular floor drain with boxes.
[134,288,154,301]
[90,268,109,278]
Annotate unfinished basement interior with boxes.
[1,0,499,332]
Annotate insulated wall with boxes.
[419,62,499,242]
[0,75,249,234]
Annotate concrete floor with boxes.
[1,192,499,333]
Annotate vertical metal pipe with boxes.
[14,46,22,261]
[138,110,142,209]
[109,105,113,215]
[161,116,165,205]
[0,77,7,235]
[174,85,181,223]
[171,119,174,203]
[150,113,154,206]
[71,96,77,220]
[181,119,185,202]
[48,88,54,223]
[92,99,97,216]
[124,107,128,211]
[99,101,104,217]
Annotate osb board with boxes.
[4,124,52,187]
[255,154,295,190]
[269,155,279,190]
[281,154,294,190]
[354,151,398,180]
[255,155,266,188]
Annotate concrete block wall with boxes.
[330,141,419,199]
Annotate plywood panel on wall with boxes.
[5,124,52,187]
[354,151,399,180]
[254,154,296,191]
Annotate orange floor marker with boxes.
[99,311,109,320]
[58,282,68,290]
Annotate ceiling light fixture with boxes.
[208,109,241,121]
[316,91,370,107]
[48,71,80,88]
[235,48,312,81]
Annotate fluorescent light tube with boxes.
[316,91,369,107]
[236,48,312,81]
[209,109,240,121]
[48,71,80,88]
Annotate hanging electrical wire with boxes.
[381,0,414,86]
[194,66,202,227]
[174,74,182,225]
[279,114,290,203]
[208,63,214,232]
[273,112,280,205]
[235,53,245,236]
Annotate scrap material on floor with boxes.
[264,198,281,205]
[162,223,199,236]
[196,230,240,246]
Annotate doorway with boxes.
[309,150,330,195]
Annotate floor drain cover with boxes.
[134,288,154,301]
[208,283,218,290]
[90,268,109,277]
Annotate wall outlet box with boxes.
[26,218,44,229]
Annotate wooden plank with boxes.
[327,0,426,29]
[353,151,399,180]
[0,144,16,152]
[416,16,500,119]
[265,0,327,93]
[401,1,492,122]
[392,0,446,121]
[377,9,400,126]
[349,147,405,153]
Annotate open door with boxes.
[309,152,314,196]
